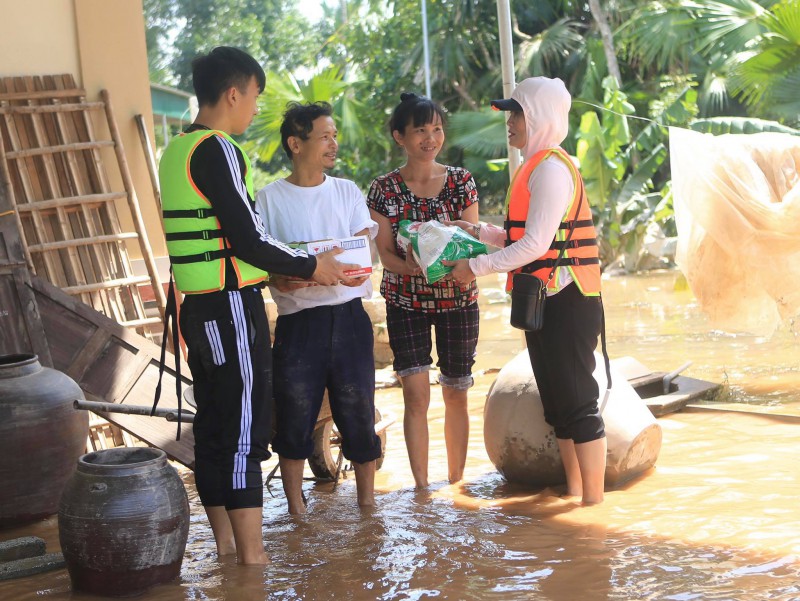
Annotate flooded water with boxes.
[2,271,799,600]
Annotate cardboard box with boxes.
[292,235,372,277]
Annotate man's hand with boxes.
[311,247,360,286]
[442,258,475,285]
[267,275,318,292]
[339,274,370,287]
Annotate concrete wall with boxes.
[0,0,167,277]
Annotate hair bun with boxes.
[400,92,419,103]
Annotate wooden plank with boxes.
[24,271,194,467]
[0,102,104,115]
[10,267,52,365]
[27,232,139,252]
[47,79,114,315]
[0,130,32,268]
[1,74,161,341]
[643,376,722,417]
[62,275,150,295]
[64,326,110,381]
[14,192,125,212]
[4,140,115,159]
[24,85,85,290]
[1,85,65,286]
[0,88,86,101]
[28,273,170,356]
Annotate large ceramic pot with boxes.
[0,353,88,527]
[484,351,662,486]
[58,447,190,596]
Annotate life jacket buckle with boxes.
[203,251,212,262]
[201,230,211,240]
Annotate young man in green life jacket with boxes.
[158,46,357,565]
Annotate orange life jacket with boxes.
[504,147,601,295]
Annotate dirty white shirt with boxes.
[255,175,378,315]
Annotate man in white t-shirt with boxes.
[255,101,382,515]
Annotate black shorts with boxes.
[179,286,271,510]
[271,299,382,464]
[385,302,479,390]
[525,283,605,443]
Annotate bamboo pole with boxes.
[5,140,114,159]
[118,316,164,328]
[13,192,125,212]
[69,82,132,323]
[27,232,139,252]
[495,0,521,179]
[134,114,161,209]
[74,399,194,422]
[63,275,151,295]
[101,89,167,322]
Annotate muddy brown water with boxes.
[2,271,798,600]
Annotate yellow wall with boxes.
[0,0,81,77]
[0,0,167,276]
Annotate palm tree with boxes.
[619,0,800,125]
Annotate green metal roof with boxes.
[150,83,193,121]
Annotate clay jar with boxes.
[58,447,190,596]
[0,353,88,527]
[484,350,662,486]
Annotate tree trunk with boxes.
[588,0,622,86]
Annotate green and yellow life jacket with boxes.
[158,130,267,294]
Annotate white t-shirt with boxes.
[255,175,378,315]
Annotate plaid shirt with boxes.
[367,166,479,312]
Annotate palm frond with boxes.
[517,17,585,76]
[684,0,769,55]
[617,2,695,73]
[446,109,508,157]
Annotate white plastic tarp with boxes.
[669,127,800,336]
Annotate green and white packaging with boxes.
[397,219,487,284]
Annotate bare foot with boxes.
[237,551,270,566]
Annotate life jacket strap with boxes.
[169,248,232,264]
[165,229,225,242]
[162,208,216,219]
[519,256,600,273]
[551,238,597,251]
[559,219,594,229]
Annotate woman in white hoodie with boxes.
[446,77,607,504]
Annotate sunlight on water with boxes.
[2,271,798,600]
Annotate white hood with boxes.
[509,77,571,161]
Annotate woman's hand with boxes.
[442,258,475,285]
[443,220,479,239]
[404,243,423,276]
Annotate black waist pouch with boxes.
[510,273,546,332]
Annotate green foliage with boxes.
[689,116,800,135]
[574,78,696,266]
[144,0,800,272]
